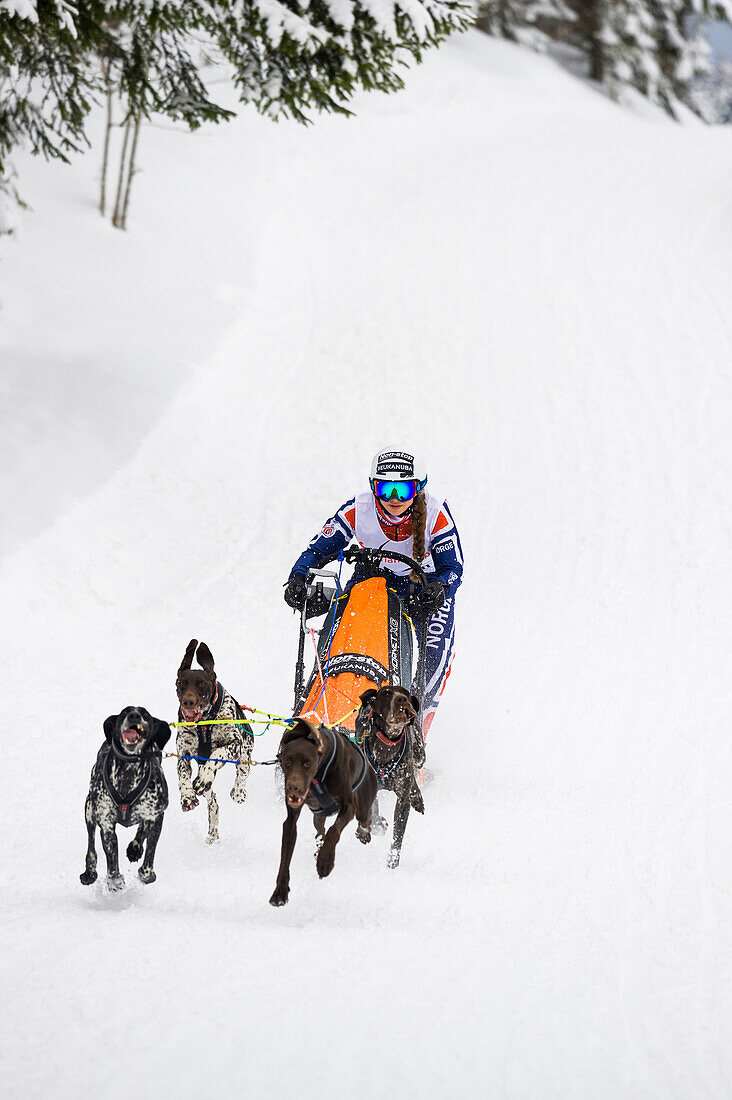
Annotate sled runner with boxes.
[293,545,430,736]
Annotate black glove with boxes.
[284,573,307,610]
[421,580,446,615]
[407,580,446,622]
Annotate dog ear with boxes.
[152,718,171,750]
[179,639,198,674]
[280,723,297,746]
[360,689,378,707]
[196,642,215,674]
[293,718,326,753]
[281,719,309,747]
[310,724,329,754]
[409,694,420,718]
[103,714,120,742]
[280,719,316,754]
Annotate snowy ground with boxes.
[2,31,732,1099]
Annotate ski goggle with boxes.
[371,478,420,503]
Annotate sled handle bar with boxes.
[341,544,431,589]
[300,569,340,627]
[300,549,430,624]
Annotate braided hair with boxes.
[410,490,427,580]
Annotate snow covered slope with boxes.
[2,32,732,1098]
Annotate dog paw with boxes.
[181,794,199,812]
[205,833,220,845]
[138,867,157,884]
[192,775,212,796]
[80,869,97,886]
[126,839,143,862]
[355,826,372,845]
[269,887,289,907]
[230,786,247,804]
[387,849,401,870]
[105,874,126,892]
[371,815,388,837]
[316,846,335,879]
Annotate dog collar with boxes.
[375,725,406,747]
[356,704,407,746]
[109,737,154,762]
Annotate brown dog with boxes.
[175,640,253,843]
[356,686,425,869]
[269,719,377,907]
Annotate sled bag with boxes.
[297,576,412,733]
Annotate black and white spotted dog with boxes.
[80,706,171,891]
[176,639,254,843]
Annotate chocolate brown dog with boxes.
[269,719,377,907]
[356,686,425,869]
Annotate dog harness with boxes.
[309,726,369,818]
[101,741,157,826]
[191,682,218,762]
[359,708,411,788]
[188,683,253,762]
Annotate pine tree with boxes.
[92,3,235,227]
[697,56,732,120]
[650,0,732,114]
[1,0,473,230]
[0,0,94,231]
[475,0,576,52]
[207,0,474,122]
[598,0,662,104]
[473,0,732,119]
[0,0,229,229]
[557,0,731,117]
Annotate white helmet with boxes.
[370,446,427,487]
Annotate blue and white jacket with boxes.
[290,490,463,600]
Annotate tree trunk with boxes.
[119,113,141,231]
[99,60,113,217]
[111,115,131,229]
[587,0,605,83]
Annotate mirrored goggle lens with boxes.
[374,479,417,502]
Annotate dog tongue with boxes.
[123,729,139,742]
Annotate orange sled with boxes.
[294,547,427,734]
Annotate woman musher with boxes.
[283,446,463,742]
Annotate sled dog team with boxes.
[81,444,463,906]
[80,640,426,907]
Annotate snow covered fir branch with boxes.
[1,0,730,233]
[0,0,473,231]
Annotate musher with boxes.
[283,446,463,739]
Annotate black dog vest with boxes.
[101,741,156,826]
[309,726,369,818]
